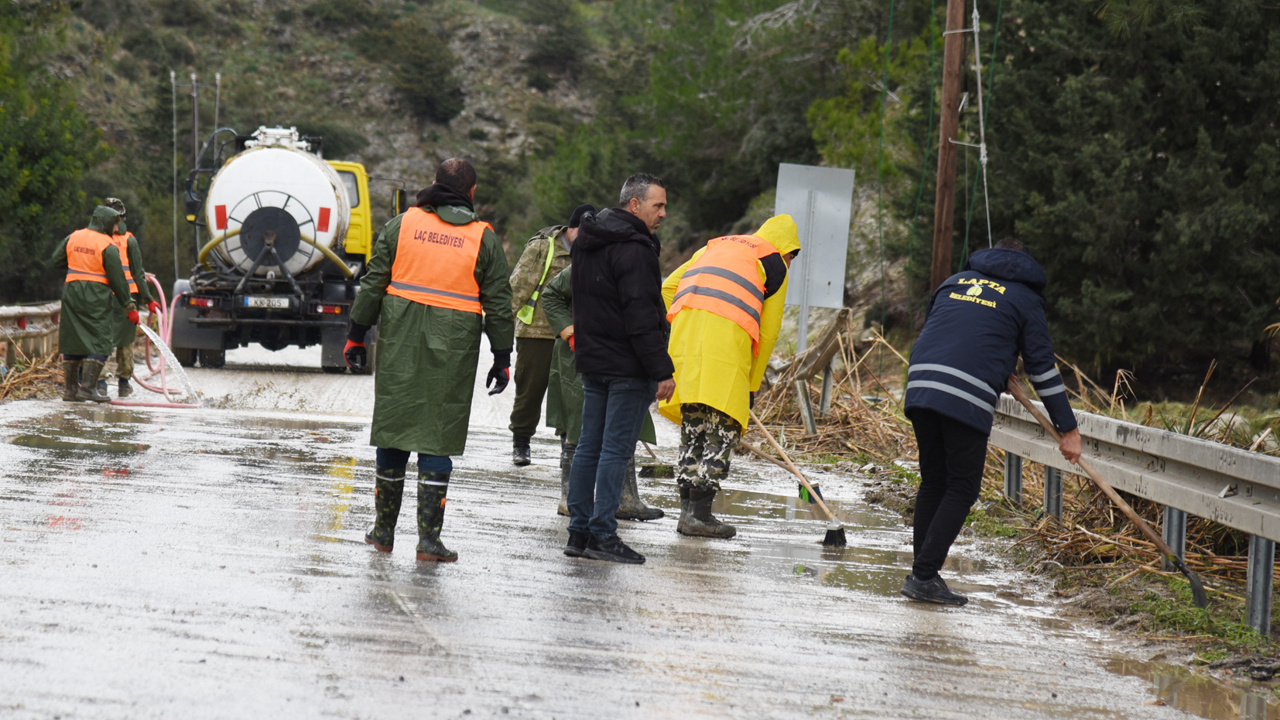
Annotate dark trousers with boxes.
[567,374,655,538]
[509,337,555,439]
[376,447,453,475]
[910,408,989,580]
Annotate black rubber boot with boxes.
[416,472,457,562]
[62,360,82,402]
[675,483,692,534]
[76,359,110,403]
[513,435,531,467]
[364,467,405,552]
[118,378,133,398]
[900,574,968,606]
[564,530,589,558]
[678,486,737,539]
[582,534,645,564]
[557,440,575,516]
[616,457,664,521]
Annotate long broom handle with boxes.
[748,409,839,522]
[1007,377,1208,608]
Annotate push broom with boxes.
[748,409,848,547]
[1007,377,1208,609]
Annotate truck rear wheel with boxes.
[198,349,226,369]
[173,347,197,367]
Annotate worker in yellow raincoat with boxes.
[659,214,800,539]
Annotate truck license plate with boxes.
[243,296,290,309]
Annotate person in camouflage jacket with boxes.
[506,204,593,466]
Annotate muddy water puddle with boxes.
[1109,658,1280,719]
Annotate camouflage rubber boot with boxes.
[118,379,133,398]
[616,457,664,521]
[675,483,693,535]
[416,472,457,562]
[679,486,737,539]
[364,467,405,552]
[557,441,575,517]
[76,359,111,403]
[62,360,83,402]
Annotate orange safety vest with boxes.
[386,207,489,314]
[668,234,776,355]
[65,228,114,285]
[112,232,138,295]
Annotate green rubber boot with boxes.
[557,441,575,517]
[416,472,457,563]
[76,359,110,403]
[364,467,405,552]
[62,360,83,402]
[616,457,664,521]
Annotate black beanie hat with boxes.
[568,203,596,229]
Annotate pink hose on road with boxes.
[110,274,201,409]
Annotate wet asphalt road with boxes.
[0,346,1259,719]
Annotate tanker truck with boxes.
[170,126,402,373]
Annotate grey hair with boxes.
[618,173,664,207]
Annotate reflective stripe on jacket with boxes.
[667,234,775,354]
[65,228,113,285]
[386,207,488,314]
[112,232,137,294]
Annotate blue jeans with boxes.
[376,447,453,475]
[567,374,656,538]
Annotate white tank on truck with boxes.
[171,126,404,372]
[203,127,351,278]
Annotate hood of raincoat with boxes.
[753,214,801,257]
[88,205,121,235]
[964,247,1046,296]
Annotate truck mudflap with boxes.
[170,279,225,354]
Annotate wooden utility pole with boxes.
[929,0,967,293]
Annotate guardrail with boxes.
[0,301,60,367]
[991,394,1280,635]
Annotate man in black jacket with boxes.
[564,173,676,564]
[902,239,1081,606]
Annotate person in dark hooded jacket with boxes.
[564,173,676,564]
[902,239,1081,606]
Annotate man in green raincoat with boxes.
[104,198,161,398]
[345,158,515,563]
[51,205,138,403]
[542,263,664,521]
[659,215,801,539]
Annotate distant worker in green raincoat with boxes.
[51,205,139,403]
[103,198,161,398]
[542,259,664,521]
[345,158,516,563]
[659,215,801,539]
[505,204,582,466]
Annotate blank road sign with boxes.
[775,163,856,310]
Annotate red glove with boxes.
[148,300,161,316]
[344,339,368,372]
[127,309,140,325]
[568,335,575,352]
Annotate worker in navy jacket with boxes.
[901,239,1081,606]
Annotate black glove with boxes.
[347,322,371,343]
[487,349,511,396]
